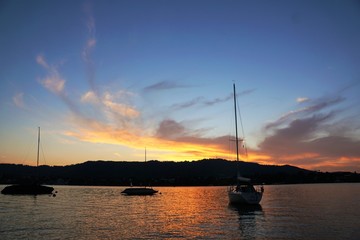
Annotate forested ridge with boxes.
[1,159,358,186]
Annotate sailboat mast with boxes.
[233,84,239,162]
[37,127,40,168]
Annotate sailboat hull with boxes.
[121,187,158,196]
[1,184,54,195]
[228,190,263,205]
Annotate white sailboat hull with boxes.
[228,189,263,205]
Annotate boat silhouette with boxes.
[121,148,158,196]
[1,127,54,195]
[227,83,264,204]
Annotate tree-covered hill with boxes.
[0,159,358,186]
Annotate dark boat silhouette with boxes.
[1,184,54,195]
[121,187,158,196]
[1,127,54,195]
[121,148,158,196]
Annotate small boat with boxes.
[121,187,158,196]
[228,83,263,205]
[1,127,54,195]
[121,148,158,196]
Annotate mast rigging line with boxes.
[234,84,249,161]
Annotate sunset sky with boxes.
[1,0,359,172]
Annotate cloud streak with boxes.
[36,55,65,95]
[82,2,98,96]
[265,95,344,130]
[13,92,25,109]
[36,54,82,115]
[171,88,256,111]
[143,80,190,92]
[297,97,309,103]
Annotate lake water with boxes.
[0,184,359,239]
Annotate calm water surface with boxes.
[0,184,359,239]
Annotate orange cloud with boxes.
[63,113,232,161]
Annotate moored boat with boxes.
[227,83,263,205]
[1,184,54,195]
[121,187,158,196]
[121,148,158,196]
[1,127,55,195]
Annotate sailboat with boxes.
[121,148,158,196]
[1,127,55,195]
[228,84,264,205]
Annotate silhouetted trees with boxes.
[0,159,359,186]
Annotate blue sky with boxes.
[1,0,360,171]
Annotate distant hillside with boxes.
[0,159,359,186]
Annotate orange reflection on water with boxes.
[154,187,228,238]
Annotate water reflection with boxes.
[2,185,358,239]
[229,204,264,239]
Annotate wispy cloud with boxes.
[36,54,83,116]
[36,54,49,69]
[81,90,99,104]
[80,90,139,123]
[143,80,190,92]
[171,88,256,111]
[36,55,65,95]
[13,92,25,108]
[82,2,97,96]
[297,97,309,103]
[82,2,96,52]
[102,91,140,119]
[203,93,233,106]
[171,97,205,110]
[41,75,65,94]
[265,95,344,130]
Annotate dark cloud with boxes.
[204,88,256,106]
[257,95,360,171]
[171,97,205,110]
[308,135,360,158]
[203,93,233,106]
[143,80,190,92]
[156,119,186,139]
[170,88,256,111]
[259,113,335,156]
[155,119,231,149]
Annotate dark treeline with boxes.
[0,159,359,186]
